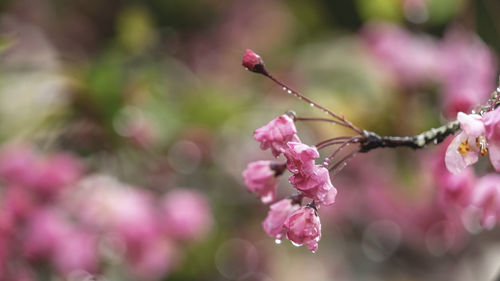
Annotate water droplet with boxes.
[309,103,314,107]
[496,87,500,93]
[291,241,302,247]
[282,87,287,91]
[311,250,316,254]
[287,90,292,94]
[275,239,282,245]
[433,139,438,144]
[245,67,249,71]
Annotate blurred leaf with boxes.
[427,0,465,25]
[86,53,125,124]
[116,5,156,54]
[0,36,11,54]
[356,0,403,22]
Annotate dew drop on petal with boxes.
[245,68,249,71]
[309,103,314,107]
[282,87,287,91]
[275,239,282,245]
[311,250,316,254]
[287,90,292,94]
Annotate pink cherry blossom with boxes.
[284,142,318,174]
[445,112,485,174]
[289,166,337,206]
[284,206,321,252]
[483,107,500,171]
[470,174,500,229]
[262,198,300,239]
[242,161,279,203]
[254,114,299,157]
[431,143,475,207]
[160,189,213,240]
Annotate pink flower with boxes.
[242,161,279,203]
[284,142,318,174]
[242,49,265,73]
[284,206,321,252]
[284,142,337,206]
[262,198,300,239]
[160,189,213,240]
[445,112,485,174]
[483,107,500,171]
[128,237,175,281]
[23,209,71,259]
[0,145,39,187]
[33,154,82,196]
[289,166,337,206]
[52,231,98,275]
[431,143,475,207]
[470,174,500,229]
[254,114,299,157]
[439,28,497,117]
[362,23,439,87]
[73,176,158,244]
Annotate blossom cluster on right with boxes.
[445,107,500,229]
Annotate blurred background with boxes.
[0,0,499,280]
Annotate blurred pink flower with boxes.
[0,145,82,197]
[254,114,299,157]
[284,206,321,252]
[289,166,337,206]
[1,185,36,220]
[445,112,485,174]
[432,142,475,207]
[362,23,439,87]
[439,28,497,117]
[242,161,279,204]
[128,237,175,281]
[262,198,299,239]
[0,145,39,187]
[483,107,500,171]
[74,176,158,245]
[470,174,500,229]
[33,154,83,196]
[160,189,213,240]
[284,142,318,174]
[23,209,71,259]
[52,230,98,275]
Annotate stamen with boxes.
[457,140,472,156]
[477,136,489,156]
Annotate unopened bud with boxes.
[242,49,267,75]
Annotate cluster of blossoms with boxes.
[243,113,329,252]
[241,50,351,252]
[444,107,500,229]
[241,45,500,253]
[0,144,212,280]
